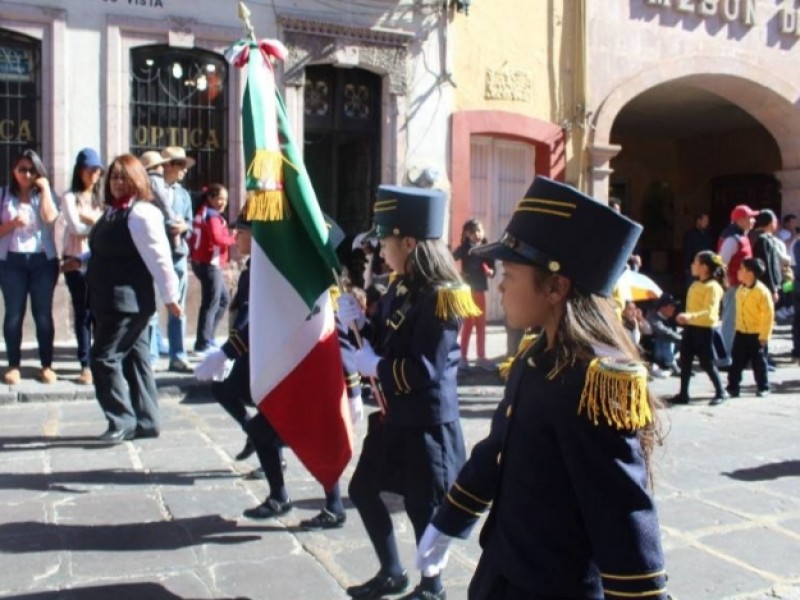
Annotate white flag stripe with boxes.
[249,240,335,401]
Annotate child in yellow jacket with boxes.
[727,257,774,400]
[672,251,727,405]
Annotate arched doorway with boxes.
[608,81,782,279]
[302,64,381,235]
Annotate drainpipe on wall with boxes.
[574,0,589,193]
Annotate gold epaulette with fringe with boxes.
[498,331,539,380]
[434,283,482,320]
[578,358,652,431]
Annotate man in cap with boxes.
[717,204,759,363]
[414,177,668,600]
[159,146,196,372]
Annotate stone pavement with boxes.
[1,325,800,599]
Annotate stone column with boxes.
[588,143,622,203]
[775,168,800,217]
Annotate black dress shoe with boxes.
[347,571,409,599]
[709,392,730,406]
[135,427,160,439]
[668,394,690,405]
[299,508,346,531]
[168,359,194,373]
[99,427,136,443]
[242,497,292,519]
[398,586,447,600]
[235,439,255,461]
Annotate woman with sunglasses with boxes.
[60,148,105,385]
[0,149,60,384]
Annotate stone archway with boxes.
[590,56,800,213]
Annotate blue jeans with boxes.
[0,252,59,367]
[64,269,92,367]
[167,257,189,361]
[652,338,677,368]
[192,262,229,351]
[719,286,737,365]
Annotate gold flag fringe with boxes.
[435,285,482,321]
[578,358,652,431]
[245,149,290,222]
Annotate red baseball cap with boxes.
[730,204,759,221]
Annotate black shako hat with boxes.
[471,176,643,297]
[372,185,446,240]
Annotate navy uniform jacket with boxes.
[433,339,667,599]
[221,259,250,360]
[369,278,461,427]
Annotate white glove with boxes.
[337,292,366,330]
[195,349,229,381]
[348,394,364,426]
[354,340,381,378]
[416,524,451,576]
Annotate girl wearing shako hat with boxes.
[413,177,668,600]
[338,185,481,600]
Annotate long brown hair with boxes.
[104,154,153,204]
[405,238,463,292]
[532,266,663,483]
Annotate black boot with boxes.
[347,571,409,599]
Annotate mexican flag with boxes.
[229,38,352,490]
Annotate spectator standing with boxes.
[778,214,796,244]
[682,212,713,281]
[61,148,105,385]
[453,218,494,371]
[750,210,783,302]
[717,204,758,362]
[0,149,60,384]
[85,154,180,442]
[190,184,235,353]
[159,147,194,372]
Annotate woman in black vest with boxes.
[85,154,181,443]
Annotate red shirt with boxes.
[189,206,236,266]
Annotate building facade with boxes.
[587,0,800,276]
[0,0,459,340]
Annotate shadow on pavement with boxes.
[0,468,237,493]
[0,514,265,553]
[0,435,135,452]
[723,459,800,482]
[0,581,249,599]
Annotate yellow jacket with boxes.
[684,279,723,327]
[735,281,774,342]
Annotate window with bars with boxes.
[130,45,228,193]
[0,29,41,184]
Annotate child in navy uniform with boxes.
[414,176,668,600]
[195,214,359,529]
[338,186,480,600]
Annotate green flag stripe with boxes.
[250,91,341,309]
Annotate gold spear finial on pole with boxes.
[238,1,257,42]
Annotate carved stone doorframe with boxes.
[279,14,414,184]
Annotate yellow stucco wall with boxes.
[451,0,585,184]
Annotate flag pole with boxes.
[238,2,257,42]
[332,268,388,416]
